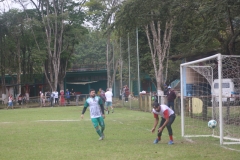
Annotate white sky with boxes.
[0,0,33,13]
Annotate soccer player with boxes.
[81,89,105,140]
[105,88,114,114]
[151,102,176,145]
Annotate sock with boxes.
[96,129,102,137]
[169,135,173,141]
[101,125,105,134]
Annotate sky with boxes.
[0,0,33,13]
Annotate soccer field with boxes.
[0,106,239,160]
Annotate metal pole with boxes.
[120,37,123,99]
[128,33,131,109]
[136,27,140,95]
[113,41,115,97]
[180,65,185,137]
[218,54,223,145]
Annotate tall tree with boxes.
[19,0,87,91]
[114,0,175,94]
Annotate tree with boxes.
[171,0,240,57]
[113,0,175,94]
[18,0,87,91]
[100,0,126,89]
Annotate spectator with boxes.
[25,91,29,104]
[42,94,46,107]
[50,91,54,107]
[124,85,130,102]
[60,90,65,106]
[18,94,22,105]
[66,89,70,104]
[46,91,51,104]
[40,91,44,107]
[54,90,59,106]
[7,94,14,109]
[163,84,169,95]
[166,86,176,111]
[98,88,106,103]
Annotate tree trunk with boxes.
[145,19,173,95]
[17,38,21,95]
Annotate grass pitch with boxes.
[0,106,239,160]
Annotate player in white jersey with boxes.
[151,102,176,145]
[105,88,114,114]
[81,89,105,140]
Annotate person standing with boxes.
[25,92,29,104]
[54,90,59,106]
[66,89,70,104]
[81,89,105,140]
[98,88,106,103]
[166,86,176,111]
[7,94,14,109]
[151,102,176,145]
[40,91,44,107]
[105,88,114,114]
[163,84,169,95]
[18,94,22,105]
[124,85,129,102]
[50,91,54,107]
[60,90,65,106]
[42,94,46,107]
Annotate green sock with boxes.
[96,129,101,137]
[101,126,105,134]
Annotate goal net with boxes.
[180,54,240,145]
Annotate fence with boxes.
[1,93,181,114]
[0,94,90,109]
[122,93,181,114]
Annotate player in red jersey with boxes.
[151,102,176,145]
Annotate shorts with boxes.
[91,117,105,128]
[8,102,13,107]
[105,101,112,107]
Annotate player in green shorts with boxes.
[81,89,105,140]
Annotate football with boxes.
[208,119,217,129]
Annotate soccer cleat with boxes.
[168,140,174,145]
[99,136,103,140]
[153,138,159,144]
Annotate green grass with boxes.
[0,106,240,160]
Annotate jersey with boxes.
[152,104,174,119]
[83,96,103,118]
[105,91,113,102]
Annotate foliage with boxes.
[73,30,106,66]
[171,0,240,56]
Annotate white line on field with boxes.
[0,122,15,124]
[36,120,82,122]
[112,119,124,124]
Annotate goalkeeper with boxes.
[151,102,176,145]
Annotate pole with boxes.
[136,27,140,95]
[113,41,115,97]
[128,33,131,109]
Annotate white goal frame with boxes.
[180,53,240,145]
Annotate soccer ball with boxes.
[208,119,217,129]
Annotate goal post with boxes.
[180,53,240,145]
